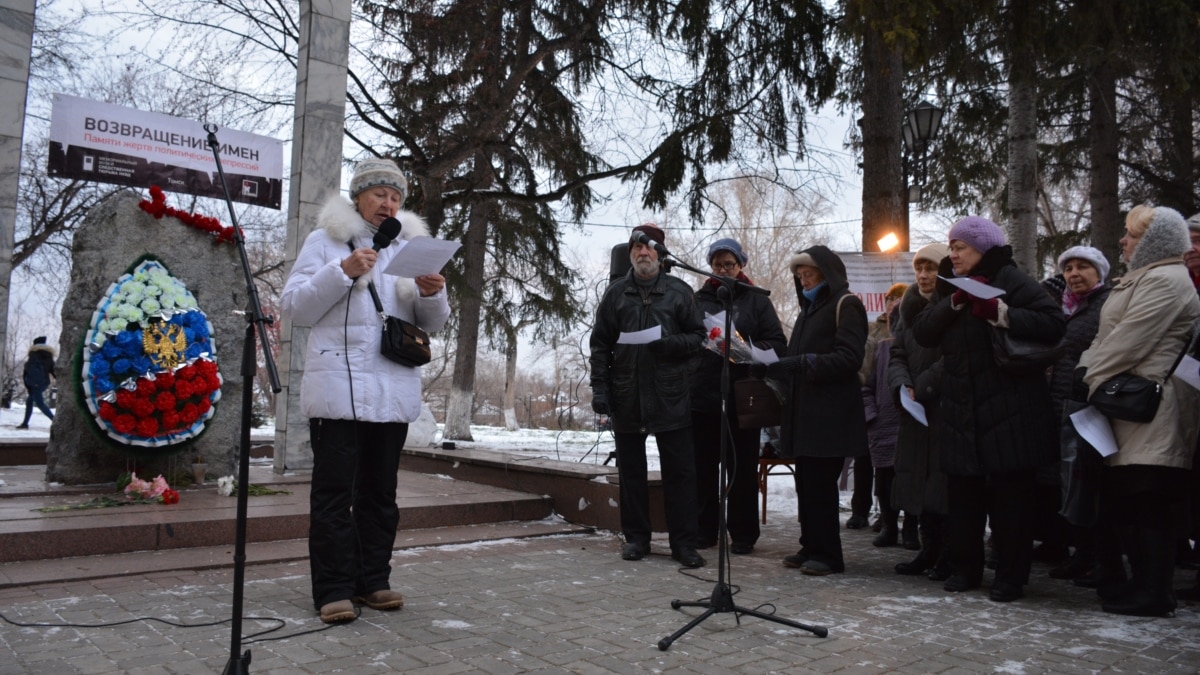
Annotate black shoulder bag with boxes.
[349,242,432,368]
[1088,339,1190,424]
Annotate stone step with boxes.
[0,465,554,564]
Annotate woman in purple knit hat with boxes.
[910,216,1064,602]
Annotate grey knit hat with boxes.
[1057,245,1111,281]
[350,158,407,200]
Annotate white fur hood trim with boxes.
[317,195,432,299]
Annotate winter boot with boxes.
[1102,527,1177,617]
[896,516,941,575]
[873,508,899,547]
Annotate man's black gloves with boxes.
[591,390,610,415]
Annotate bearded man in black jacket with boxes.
[589,224,708,568]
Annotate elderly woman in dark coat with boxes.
[911,217,1065,602]
[1077,205,1200,617]
[764,245,868,576]
[1044,246,1112,583]
[690,238,787,555]
[888,243,950,579]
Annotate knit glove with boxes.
[591,390,610,415]
[969,296,999,321]
[765,354,814,378]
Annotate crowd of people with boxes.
[589,207,1200,618]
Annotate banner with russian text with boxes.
[47,93,284,210]
[839,251,916,321]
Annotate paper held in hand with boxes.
[938,276,1005,299]
[383,237,462,277]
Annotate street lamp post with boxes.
[899,100,944,250]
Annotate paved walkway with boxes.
[2,516,1198,674]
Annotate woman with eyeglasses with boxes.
[690,238,786,555]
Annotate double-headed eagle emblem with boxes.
[143,321,187,370]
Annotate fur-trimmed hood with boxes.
[317,195,430,245]
[1129,207,1191,271]
[317,195,431,297]
[27,344,56,359]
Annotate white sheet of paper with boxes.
[938,275,1006,300]
[703,311,726,331]
[748,342,779,364]
[383,236,462,277]
[1173,354,1200,391]
[1070,405,1119,457]
[898,388,928,427]
[617,325,661,345]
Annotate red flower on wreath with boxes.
[161,489,180,505]
[104,360,222,439]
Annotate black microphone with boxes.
[631,232,669,257]
[373,217,403,251]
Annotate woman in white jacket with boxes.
[282,158,450,623]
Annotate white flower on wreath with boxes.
[217,475,235,497]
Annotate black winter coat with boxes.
[910,246,1065,476]
[690,276,787,413]
[1047,285,1110,424]
[589,269,706,434]
[23,346,55,391]
[778,246,869,459]
[887,286,947,514]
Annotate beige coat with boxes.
[1078,258,1200,468]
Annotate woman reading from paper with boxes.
[910,217,1063,603]
[282,158,450,624]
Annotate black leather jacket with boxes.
[589,269,705,433]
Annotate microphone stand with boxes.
[204,124,283,675]
[654,251,827,651]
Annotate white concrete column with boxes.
[0,0,36,389]
[274,0,351,471]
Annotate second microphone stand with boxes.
[654,252,827,650]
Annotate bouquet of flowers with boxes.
[120,472,179,505]
[703,314,756,363]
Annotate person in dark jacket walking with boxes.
[888,243,951,579]
[763,245,868,576]
[911,217,1065,602]
[690,238,787,555]
[18,337,56,429]
[590,223,708,568]
[1044,246,1112,583]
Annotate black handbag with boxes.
[990,326,1063,371]
[1087,338,1191,423]
[733,377,782,428]
[1088,373,1162,423]
[366,281,432,368]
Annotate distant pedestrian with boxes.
[18,337,56,429]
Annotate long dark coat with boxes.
[690,275,787,413]
[910,246,1065,476]
[778,246,869,460]
[1047,285,1111,425]
[887,286,947,514]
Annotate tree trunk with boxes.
[859,14,906,252]
[1087,55,1121,275]
[502,327,519,431]
[1006,44,1039,274]
[442,193,493,441]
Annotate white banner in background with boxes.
[48,93,284,209]
[838,252,916,320]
